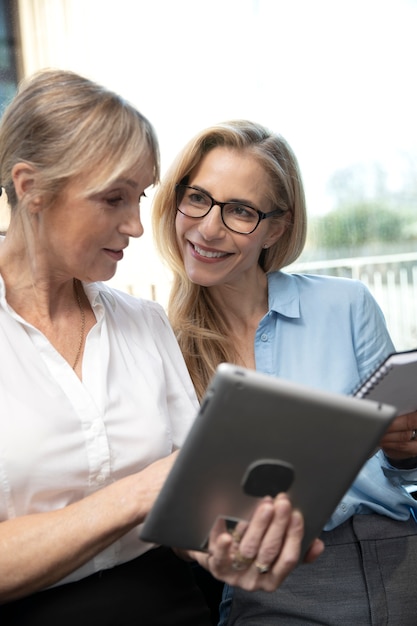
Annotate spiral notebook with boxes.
[141,363,396,559]
[353,348,417,415]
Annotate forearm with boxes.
[0,474,143,602]
[0,454,176,603]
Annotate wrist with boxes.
[386,455,417,469]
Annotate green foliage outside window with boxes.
[305,162,417,259]
[311,202,416,249]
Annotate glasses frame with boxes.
[175,184,286,235]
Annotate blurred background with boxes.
[1,0,416,348]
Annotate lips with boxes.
[104,248,124,262]
[192,242,230,259]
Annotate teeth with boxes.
[194,243,227,259]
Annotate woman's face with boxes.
[175,146,286,288]
[37,160,154,283]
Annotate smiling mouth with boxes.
[193,243,229,259]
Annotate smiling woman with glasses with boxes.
[152,119,417,626]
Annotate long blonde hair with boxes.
[152,120,307,399]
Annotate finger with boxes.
[236,496,277,560]
[204,525,234,575]
[382,428,411,443]
[208,516,233,545]
[381,427,417,455]
[384,411,417,435]
[206,516,254,572]
[205,504,305,592]
[229,519,249,544]
[270,508,303,572]
[243,493,293,567]
[385,414,408,434]
[228,494,295,586]
[204,497,280,580]
[303,537,325,564]
[253,509,304,592]
[384,436,417,452]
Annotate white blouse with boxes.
[0,275,199,586]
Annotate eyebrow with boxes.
[88,178,144,201]
[190,184,260,210]
[112,178,139,189]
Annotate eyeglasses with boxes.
[175,184,286,235]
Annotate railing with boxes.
[108,250,417,352]
[288,252,417,351]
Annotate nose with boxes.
[198,204,226,240]
[119,204,144,239]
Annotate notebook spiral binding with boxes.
[353,364,393,398]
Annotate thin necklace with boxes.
[72,278,86,370]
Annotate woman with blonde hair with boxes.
[0,75,319,625]
[153,120,305,400]
[152,119,417,624]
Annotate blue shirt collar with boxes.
[267,271,301,319]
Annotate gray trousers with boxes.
[222,514,417,625]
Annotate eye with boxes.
[186,190,208,206]
[226,204,258,221]
[106,195,124,207]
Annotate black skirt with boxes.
[0,546,213,626]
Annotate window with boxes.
[0,0,18,233]
[5,0,417,348]
[0,0,18,110]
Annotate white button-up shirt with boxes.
[0,275,199,586]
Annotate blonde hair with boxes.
[152,120,307,399]
[0,68,160,211]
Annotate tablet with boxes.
[140,363,396,558]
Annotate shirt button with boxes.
[261,334,268,342]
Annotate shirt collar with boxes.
[84,281,117,311]
[267,271,301,319]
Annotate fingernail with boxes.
[291,510,303,528]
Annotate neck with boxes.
[209,271,269,330]
[72,278,86,371]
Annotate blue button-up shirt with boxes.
[257,271,417,529]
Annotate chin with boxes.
[90,267,117,283]
[185,263,220,288]
[189,274,219,288]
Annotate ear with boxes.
[262,220,288,249]
[11,163,42,213]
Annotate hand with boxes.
[191,493,324,592]
[138,450,180,511]
[379,410,417,461]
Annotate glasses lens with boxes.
[177,186,211,217]
[223,204,260,234]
